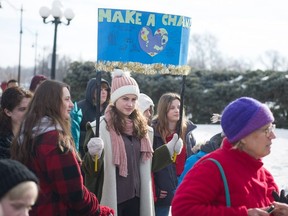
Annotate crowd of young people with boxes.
[1,71,288,216]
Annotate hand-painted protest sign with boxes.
[97,8,191,66]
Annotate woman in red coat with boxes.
[172,97,288,216]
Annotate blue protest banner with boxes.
[97,8,191,66]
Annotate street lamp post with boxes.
[39,0,74,80]
[32,32,38,76]
[18,5,23,84]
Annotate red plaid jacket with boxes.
[28,130,100,216]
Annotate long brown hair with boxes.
[154,92,187,142]
[11,80,77,164]
[108,104,148,139]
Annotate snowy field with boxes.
[193,124,288,191]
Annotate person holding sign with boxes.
[151,92,197,216]
[82,69,181,216]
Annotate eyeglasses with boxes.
[264,124,276,137]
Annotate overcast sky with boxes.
[1,0,288,69]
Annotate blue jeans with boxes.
[155,206,170,216]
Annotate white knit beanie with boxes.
[138,93,154,113]
[110,69,140,103]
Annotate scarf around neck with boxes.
[18,116,63,144]
[104,105,153,177]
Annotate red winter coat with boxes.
[172,138,278,216]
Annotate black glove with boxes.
[272,189,288,204]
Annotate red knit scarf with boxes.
[105,105,153,177]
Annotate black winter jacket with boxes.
[152,120,197,206]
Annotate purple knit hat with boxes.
[221,97,274,143]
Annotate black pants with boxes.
[118,197,140,216]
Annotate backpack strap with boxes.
[204,158,231,207]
